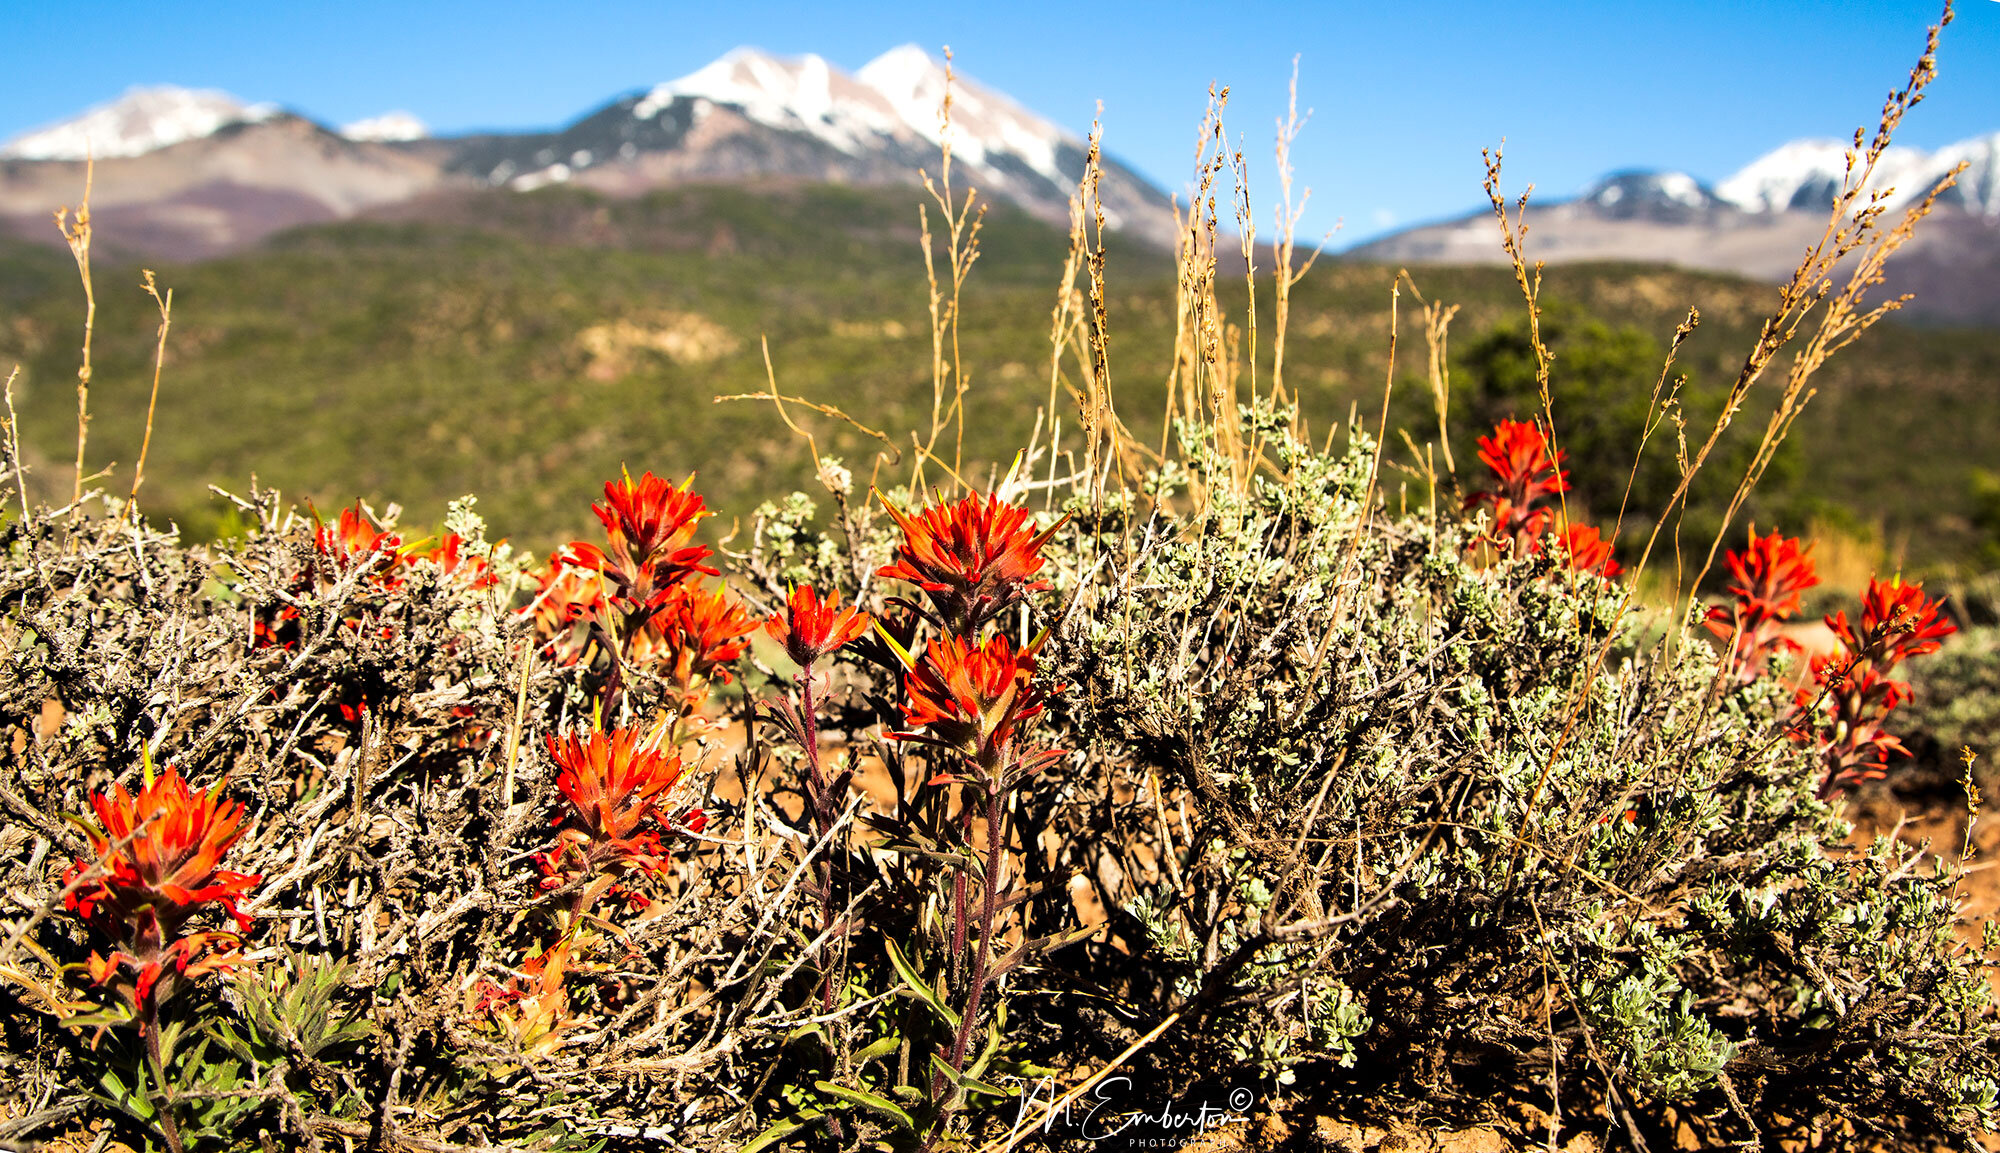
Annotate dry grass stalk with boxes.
[1268,57,1329,412]
[1646,1,1958,614]
[1607,308,1698,551]
[1162,87,1235,502]
[914,47,986,493]
[1038,188,1089,510]
[1692,176,1965,599]
[716,337,902,484]
[54,158,96,507]
[1399,273,1461,474]
[1228,119,1259,417]
[1518,2,1959,841]
[1078,120,1120,509]
[3,366,25,523]
[131,271,173,507]
[1481,147,1580,546]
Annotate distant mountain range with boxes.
[3,57,1997,325]
[1353,134,2000,325]
[0,47,1176,260]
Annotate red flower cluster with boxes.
[534,472,751,718]
[62,767,261,1026]
[765,584,872,669]
[537,728,703,884]
[422,532,500,590]
[1550,523,1623,580]
[255,504,495,654]
[878,491,1064,634]
[876,490,1067,784]
[1464,420,1570,553]
[869,491,1069,1088]
[495,474,737,1051]
[893,634,1057,774]
[1704,528,1821,683]
[314,504,403,580]
[1461,420,1622,579]
[1795,575,1955,797]
[1827,574,1956,667]
[564,471,718,610]
[628,582,758,694]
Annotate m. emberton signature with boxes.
[1014,1075,1253,1145]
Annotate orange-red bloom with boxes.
[545,729,697,871]
[419,533,499,590]
[63,767,262,1016]
[878,492,1063,634]
[893,634,1057,770]
[314,504,404,582]
[1547,523,1622,579]
[1464,420,1569,548]
[765,584,872,669]
[1795,656,1913,797]
[1791,575,1952,797]
[587,471,718,598]
[1826,575,1955,670]
[65,768,260,938]
[631,582,756,688]
[526,556,608,663]
[1704,528,1819,683]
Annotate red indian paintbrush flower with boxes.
[1826,575,1956,670]
[765,584,872,669]
[314,504,403,582]
[892,634,1061,774]
[630,582,757,689]
[1795,656,1913,798]
[545,728,699,872]
[878,491,1064,634]
[65,767,259,936]
[419,533,499,590]
[1464,419,1569,550]
[1547,523,1622,579]
[526,556,609,665]
[1791,575,1952,797]
[587,470,718,596]
[1704,527,1820,683]
[63,766,262,1018]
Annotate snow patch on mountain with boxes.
[858,45,1068,182]
[1,86,277,160]
[340,111,428,143]
[634,48,908,156]
[629,45,1077,184]
[1585,171,1715,212]
[1715,136,1991,216]
[1932,132,2000,218]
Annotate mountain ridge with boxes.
[0,48,1176,259]
[1349,132,2000,326]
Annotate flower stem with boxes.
[934,775,1005,1102]
[798,670,841,1012]
[142,998,187,1153]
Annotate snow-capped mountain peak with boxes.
[340,111,428,143]
[633,48,908,156]
[626,45,1077,183]
[858,45,1069,183]
[1713,136,1985,215]
[1580,170,1716,216]
[1930,131,2000,219]
[0,85,277,161]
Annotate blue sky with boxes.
[4,1,1995,243]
